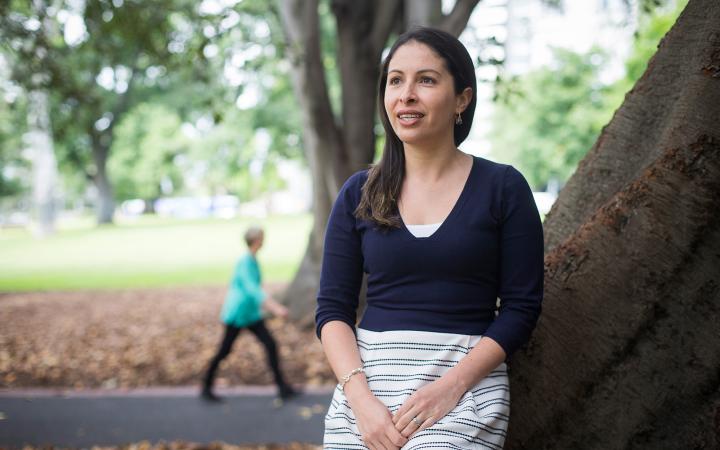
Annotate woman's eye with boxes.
[420,76,435,84]
[389,77,401,85]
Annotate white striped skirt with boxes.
[324,328,510,449]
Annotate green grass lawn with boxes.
[0,213,312,291]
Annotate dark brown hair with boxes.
[355,27,477,229]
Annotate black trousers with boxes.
[202,320,287,390]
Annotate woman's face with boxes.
[383,41,470,148]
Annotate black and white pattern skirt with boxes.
[324,328,510,449]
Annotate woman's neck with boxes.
[403,143,465,183]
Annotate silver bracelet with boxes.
[339,367,365,392]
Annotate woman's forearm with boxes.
[320,321,373,402]
[441,336,507,396]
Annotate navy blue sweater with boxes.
[315,155,544,358]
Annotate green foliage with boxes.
[249,71,304,161]
[0,0,306,211]
[489,0,688,190]
[490,47,615,190]
[606,0,688,105]
[182,108,283,200]
[0,86,28,200]
[109,0,304,202]
[0,0,233,212]
[108,101,291,202]
[109,103,189,201]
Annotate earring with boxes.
[455,113,463,125]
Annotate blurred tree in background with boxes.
[108,103,189,205]
[491,46,616,191]
[0,0,303,226]
[0,81,27,201]
[489,0,688,192]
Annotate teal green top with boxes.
[220,253,266,327]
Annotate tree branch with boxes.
[371,0,402,57]
[276,0,342,171]
[107,66,138,136]
[439,0,481,37]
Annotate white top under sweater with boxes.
[405,221,443,238]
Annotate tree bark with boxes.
[506,0,720,448]
[276,0,345,322]
[277,0,480,323]
[542,0,720,253]
[403,0,442,29]
[91,136,115,225]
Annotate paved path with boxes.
[0,386,334,448]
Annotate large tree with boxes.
[0,0,62,235]
[0,0,221,224]
[276,0,480,322]
[506,0,720,447]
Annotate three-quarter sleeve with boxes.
[482,165,544,359]
[315,172,366,340]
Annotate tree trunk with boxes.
[24,0,62,237]
[86,71,135,226]
[26,88,59,237]
[92,138,115,224]
[277,0,479,322]
[276,0,345,322]
[403,0,441,29]
[506,0,720,448]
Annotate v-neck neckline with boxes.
[399,155,477,241]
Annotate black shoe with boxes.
[279,384,301,401]
[200,388,223,403]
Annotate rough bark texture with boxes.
[542,0,720,254]
[276,0,480,322]
[506,0,720,448]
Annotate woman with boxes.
[201,226,298,402]
[316,27,544,449]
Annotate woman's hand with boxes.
[347,389,408,450]
[392,377,465,438]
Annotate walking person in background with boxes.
[201,225,298,403]
[317,27,544,449]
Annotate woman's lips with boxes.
[397,112,424,126]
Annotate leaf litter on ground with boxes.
[0,285,334,390]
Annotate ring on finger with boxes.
[412,416,422,426]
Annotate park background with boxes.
[2,0,718,449]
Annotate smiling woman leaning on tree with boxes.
[315,27,544,450]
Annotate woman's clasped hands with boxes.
[392,376,465,440]
[347,389,408,450]
[348,377,464,450]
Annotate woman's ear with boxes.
[456,87,473,113]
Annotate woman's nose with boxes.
[400,84,417,103]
